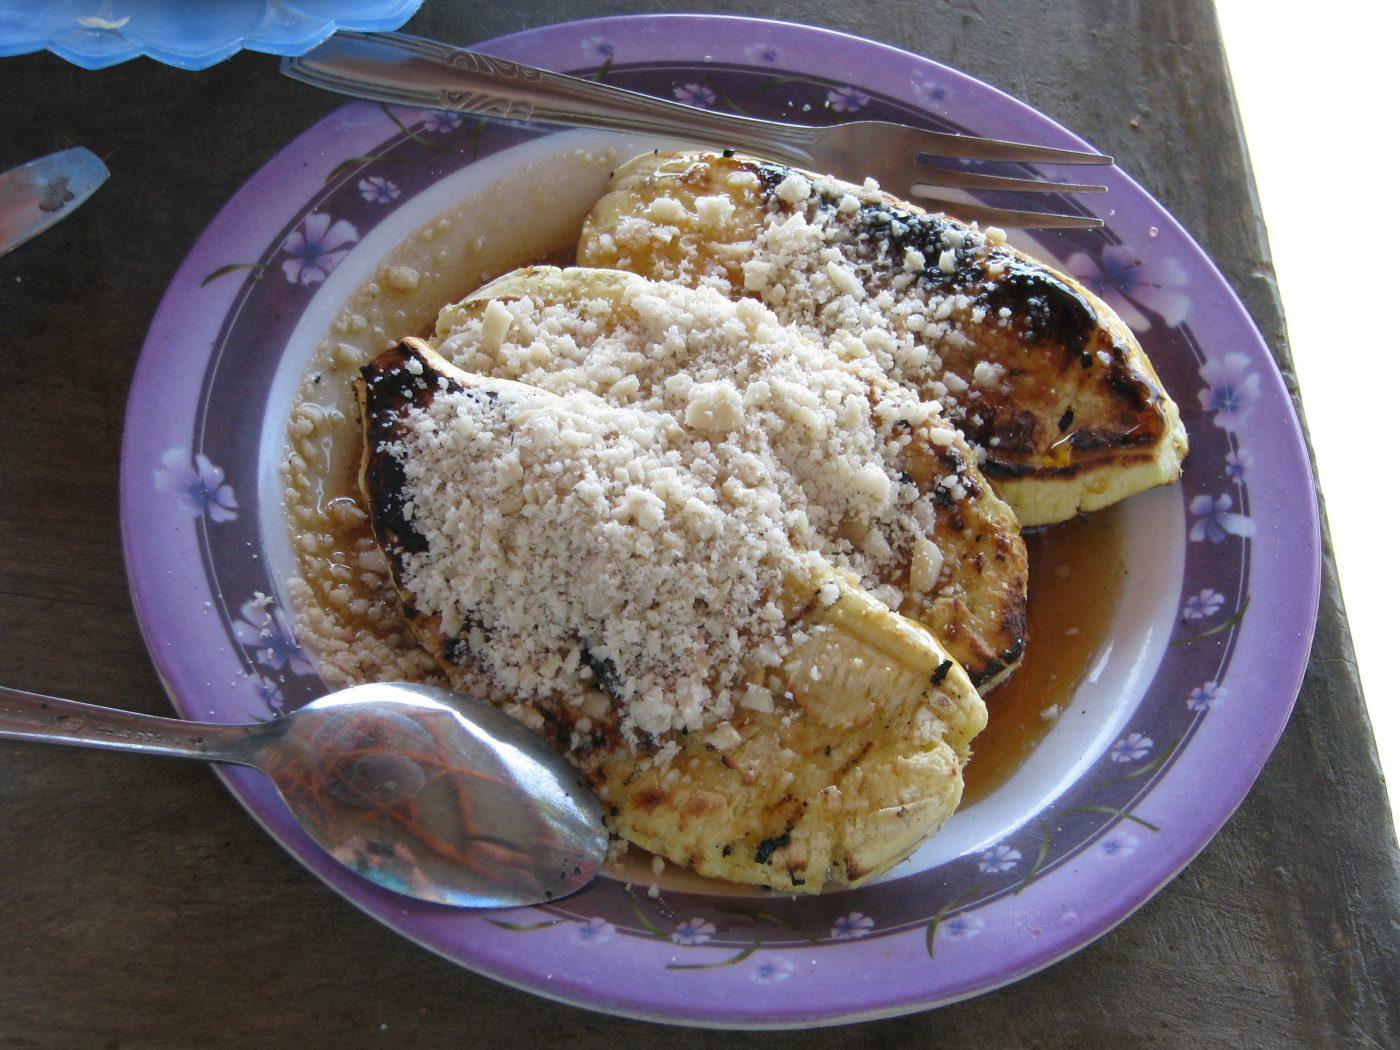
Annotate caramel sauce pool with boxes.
[960,506,1125,806]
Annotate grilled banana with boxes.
[430,265,1027,690]
[356,338,987,890]
[578,150,1188,526]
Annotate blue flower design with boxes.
[1188,680,1225,712]
[254,675,287,718]
[1065,243,1189,332]
[942,913,984,940]
[752,957,794,983]
[155,448,238,522]
[280,213,358,285]
[913,79,948,104]
[420,109,463,134]
[1110,732,1153,763]
[671,917,715,946]
[1182,588,1225,620]
[744,43,783,64]
[978,844,1021,873]
[831,912,875,940]
[826,87,870,114]
[572,917,615,944]
[580,35,615,60]
[1099,831,1138,858]
[1225,448,1253,481]
[232,598,315,677]
[358,176,401,204]
[674,82,717,108]
[1189,493,1256,543]
[1197,353,1261,431]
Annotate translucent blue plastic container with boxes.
[0,0,424,70]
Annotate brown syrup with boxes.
[960,506,1125,806]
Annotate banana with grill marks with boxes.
[356,338,987,891]
[579,150,1188,526]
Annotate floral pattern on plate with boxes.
[1066,243,1190,332]
[233,598,316,678]
[280,214,358,285]
[154,448,238,522]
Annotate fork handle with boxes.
[0,685,266,766]
[284,31,814,163]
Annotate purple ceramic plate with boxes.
[120,14,1320,1027]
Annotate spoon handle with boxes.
[0,686,266,766]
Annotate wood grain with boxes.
[1,1,1396,1046]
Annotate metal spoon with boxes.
[0,681,607,908]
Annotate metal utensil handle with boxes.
[285,31,815,162]
[0,685,265,765]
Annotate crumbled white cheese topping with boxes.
[684,379,746,434]
[435,276,963,628]
[909,535,944,593]
[972,360,1006,387]
[694,194,736,227]
[479,298,512,352]
[774,172,812,205]
[826,260,864,298]
[384,367,830,739]
[646,195,689,224]
[588,158,1090,471]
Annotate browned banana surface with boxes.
[356,338,986,891]
[579,151,1188,526]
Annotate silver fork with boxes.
[284,31,1109,230]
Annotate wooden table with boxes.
[1,2,1396,1045]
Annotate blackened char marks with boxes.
[1104,349,1155,410]
[754,160,792,196]
[939,446,981,497]
[978,259,1097,353]
[836,197,988,291]
[536,703,621,760]
[441,614,489,666]
[845,193,1098,353]
[359,343,465,560]
[580,645,623,698]
[981,409,1038,457]
[756,158,1099,354]
[754,829,792,865]
[361,425,428,558]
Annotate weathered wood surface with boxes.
[0,1,1395,1045]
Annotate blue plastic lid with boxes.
[0,0,425,70]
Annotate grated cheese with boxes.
[382,365,832,739]
[434,274,968,632]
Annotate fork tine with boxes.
[903,127,1111,165]
[911,168,1107,194]
[909,189,1104,230]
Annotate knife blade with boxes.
[0,147,110,258]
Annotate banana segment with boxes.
[603,575,985,890]
[356,338,986,891]
[578,150,1188,526]
[432,265,1027,690]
